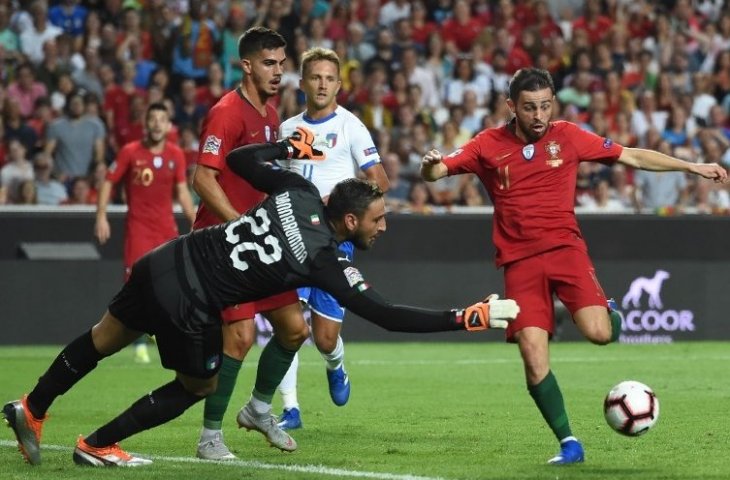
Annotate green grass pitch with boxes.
[1,342,729,480]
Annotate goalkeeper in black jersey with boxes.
[2,127,520,467]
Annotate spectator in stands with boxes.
[170,0,220,85]
[662,104,696,148]
[381,151,411,209]
[20,1,63,65]
[362,83,394,132]
[16,178,37,204]
[400,45,439,109]
[0,138,33,203]
[62,175,94,205]
[195,62,226,110]
[440,0,484,55]
[0,5,21,63]
[631,91,669,144]
[71,46,104,102]
[581,179,628,213]
[48,0,88,41]
[633,140,689,213]
[3,98,38,154]
[115,94,146,147]
[45,90,105,183]
[443,55,491,108]
[33,152,67,205]
[379,0,410,28]
[174,78,206,133]
[6,63,47,119]
[116,4,153,63]
[220,5,248,88]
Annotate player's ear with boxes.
[240,58,252,75]
[506,98,516,114]
[343,212,359,233]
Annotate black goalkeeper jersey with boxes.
[154,142,464,334]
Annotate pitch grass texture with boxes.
[1,342,729,480]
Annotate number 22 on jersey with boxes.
[225,208,283,271]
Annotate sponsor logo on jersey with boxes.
[168,160,175,170]
[153,156,163,169]
[325,133,338,148]
[202,135,222,155]
[522,144,534,160]
[363,146,378,156]
[343,266,364,287]
[310,214,320,225]
[544,141,563,168]
[603,138,614,148]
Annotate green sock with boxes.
[203,354,242,429]
[528,370,572,441]
[252,339,297,404]
[609,311,622,343]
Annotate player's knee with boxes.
[278,323,310,350]
[179,376,217,397]
[222,321,255,359]
[585,322,613,345]
[314,331,338,353]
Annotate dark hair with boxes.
[327,178,384,220]
[146,102,169,121]
[508,68,555,101]
[238,27,286,60]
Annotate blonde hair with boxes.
[300,47,341,78]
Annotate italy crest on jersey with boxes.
[325,133,338,148]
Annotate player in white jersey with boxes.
[275,47,390,429]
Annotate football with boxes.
[603,380,660,436]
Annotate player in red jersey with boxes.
[95,102,196,363]
[191,27,305,461]
[421,68,727,465]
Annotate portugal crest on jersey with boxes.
[544,141,563,168]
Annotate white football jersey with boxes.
[280,106,380,198]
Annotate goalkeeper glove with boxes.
[280,126,325,160]
[457,294,520,331]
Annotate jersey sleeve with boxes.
[443,130,487,175]
[568,123,624,164]
[308,252,463,333]
[226,142,312,194]
[347,117,380,171]
[198,107,237,171]
[107,145,131,183]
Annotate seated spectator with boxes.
[220,5,247,88]
[50,72,76,115]
[62,175,94,205]
[362,83,394,132]
[3,97,38,153]
[580,179,627,213]
[16,178,37,205]
[170,1,220,84]
[404,181,435,214]
[174,78,207,132]
[195,62,226,110]
[381,152,411,210]
[0,138,33,203]
[48,0,88,39]
[6,63,47,119]
[33,152,68,205]
[633,140,688,213]
[71,46,104,102]
[19,1,63,65]
[443,55,491,108]
[0,4,21,63]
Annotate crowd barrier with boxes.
[1,208,728,344]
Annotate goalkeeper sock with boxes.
[28,330,104,418]
[609,311,622,343]
[202,354,242,430]
[87,379,201,447]
[528,370,573,441]
[278,353,300,410]
[253,338,297,403]
[322,336,344,371]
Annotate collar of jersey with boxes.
[303,110,338,124]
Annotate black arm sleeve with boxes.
[226,143,311,195]
[309,251,464,333]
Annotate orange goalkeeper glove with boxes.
[281,126,325,160]
[458,294,520,331]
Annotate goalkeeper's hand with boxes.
[459,294,520,331]
[280,126,325,161]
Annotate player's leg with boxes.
[276,352,303,430]
[506,251,583,465]
[276,288,311,430]
[197,308,255,461]
[310,306,349,406]
[124,239,151,364]
[553,247,620,344]
[75,310,222,467]
[3,310,139,466]
[237,301,308,452]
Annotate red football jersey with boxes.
[193,89,280,229]
[444,121,624,267]
[108,140,187,266]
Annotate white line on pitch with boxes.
[0,440,446,480]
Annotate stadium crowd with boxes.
[0,0,728,214]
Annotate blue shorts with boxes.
[298,241,354,322]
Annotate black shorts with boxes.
[108,240,223,379]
